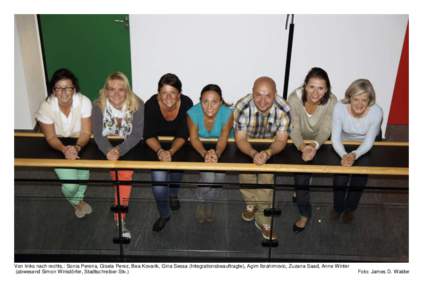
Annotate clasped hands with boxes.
[204,149,219,163]
[301,144,317,162]
[157,149,172,162]
[106,147,120,161]
[341,152,356,167]
[62,145,80,160]
[253,150,271,166]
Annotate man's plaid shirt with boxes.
[233,94,290,138]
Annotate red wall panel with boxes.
[388,23,409,125]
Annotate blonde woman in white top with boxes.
[36,68,92,218]
[331,79,383,223]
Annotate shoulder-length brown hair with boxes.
[301,67,331,105]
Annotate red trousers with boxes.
[110,170,134,221]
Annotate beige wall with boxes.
[15,15,47,130]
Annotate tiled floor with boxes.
[15,170,408,262]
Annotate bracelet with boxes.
[156,148,163,155]
[311,141,320,150]
[265,148,273,158]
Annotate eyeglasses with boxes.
[54,86,74,93]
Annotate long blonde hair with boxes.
[97,72,140,112]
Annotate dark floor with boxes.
[14,169,408,262]
[14,124,409,262]
[385,124,409,141]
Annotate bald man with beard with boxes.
[233,76,290,240]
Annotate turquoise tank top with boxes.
[187,103,234,138]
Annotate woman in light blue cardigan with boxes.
[331,79,383,223]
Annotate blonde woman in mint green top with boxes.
[187,84,234,223]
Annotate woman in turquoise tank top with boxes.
[187,84,234,223]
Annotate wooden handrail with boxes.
[14,131,409,146]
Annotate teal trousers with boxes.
[54,168,90,206]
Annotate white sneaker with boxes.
[254,222,277,240]
[117,221,131,239]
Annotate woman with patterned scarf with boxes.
[92,72,144,240]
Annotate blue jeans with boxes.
[196,172,226,203]
[151,170,183,217]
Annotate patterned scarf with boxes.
[102,100,133,137]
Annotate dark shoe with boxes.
[170,196,180,210]
[152,216,170,232]
[342,211,354,223]
[292,216,309,233]
[329,210,342,222]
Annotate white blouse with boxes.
[35,93,92,137]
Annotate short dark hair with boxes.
[48,68,80,95]
[301,67,331,105]
[157,73,182,93]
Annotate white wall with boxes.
[15,14,407,135]
[288,15,408,136]
[130,15,289,103]
[130,14,407,136]
[14,15,47,130]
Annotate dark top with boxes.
[143,94,193,139]
[91,98,144,157]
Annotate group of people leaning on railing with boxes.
[35,67,383,241]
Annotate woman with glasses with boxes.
[35,68,93,218]
[92,72,144,240]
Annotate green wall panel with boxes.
[39,14,132,101]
